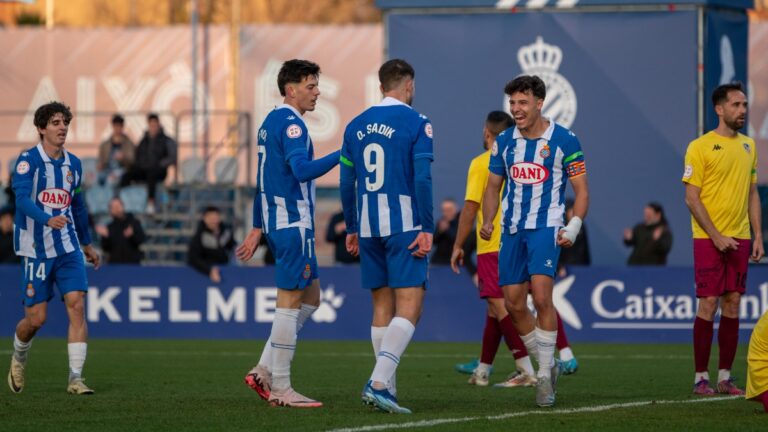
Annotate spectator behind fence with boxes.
[95,198,145,264]
[188,206,235,283]
[120,113,176,214]
[325,209,359,264]
[0,207,19,263]
[97,114,135,186]
[432,198,459,264]
[623,202,673,265]
[558,198,591,276]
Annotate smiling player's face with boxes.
[508,91,543,132]
[288,75,320,114]
[38,112,69,148]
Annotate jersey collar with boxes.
[277,103,303,119]
[375,96,411,108]
[512,117,556,141]
[36,143,71,165]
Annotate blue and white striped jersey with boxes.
[256,104,316,233]
[340,97,434,238]
[13,143,89,258]
[489,120,586,234]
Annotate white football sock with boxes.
[269,308,299,392]
[695,371,710,384]
[535,327,557,379]
[718,369,731,383]
[258,304,316,371]
[68,342,87,379]
[515,355,535,376]
[477,362,492,374]
[520,330,539,361]
[13,334,32,364]
[559,347,574,362]
[370,317,415,388]
[371,326,397,394]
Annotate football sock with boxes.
[269,308,299,392]
[555,312,570,350]
[371,325,396,394]
[477,362,492,375]
[693,316,714,374]
[258,304,316,371]
[515,355,535,377]
[535,327,557,379]
[480,315,502,365]
[761,391,768,412]
[521,330,539,361]
[718,369,731,383]
[499,315,528,359]
[695,371,710,384]
[559,347,575,362]
[13,334,31,364]
[370,317,415,389]
[718,316,739,371]
[67,342,87,380]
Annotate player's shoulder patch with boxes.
[16,160,30,175]
[424,123,433,139]
[286,123,303,139]
[491,141,499,156]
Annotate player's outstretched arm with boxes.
[287,150,341,183]
[451,200,479,274]
[558,174,589,247]
[480,173,503,241]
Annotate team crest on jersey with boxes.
[540,144,551,159]
[302,264,311,280]
[16,161,30,175]
[425,123,433,139]
[66,170,74,184]
[744,143,751,153]
[37,188,71,209]
[511,162,550,185]
[516,37,577,128]
[26,283,34,298]
[286,124,303,139]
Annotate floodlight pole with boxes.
[191,0,199,157]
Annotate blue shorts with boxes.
[20,252,88,307]
[359,231,428,290]
[266,227,318,290]
[498,227,560,286]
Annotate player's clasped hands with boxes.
[408,232,433,258]
[46,215,70,230]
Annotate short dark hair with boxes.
[647,201,667,226]
[379,59,415,92]
[485,111,514,135]
[712,82,745,107]
[504,75,546,100]
[33,101,72,137]
[112,113,125,125]
[277,59,321,97]
[203,206,220,215]
[147,112,160,122]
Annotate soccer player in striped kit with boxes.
[8,101,101,395]
[481,75,589,408]
[340,59,434,414]
[238,60,339,408]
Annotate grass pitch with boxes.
[0,339,764,431]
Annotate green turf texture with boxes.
[0,339,764,431]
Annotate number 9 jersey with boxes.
[339,97,433,238]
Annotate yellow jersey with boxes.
[747,311,768,399]
[682,131,757,239]
[465,150,501,255]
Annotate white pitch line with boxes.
[326,396,741,432]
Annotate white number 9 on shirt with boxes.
[364,143,385,192]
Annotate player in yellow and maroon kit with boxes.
[682,82,763,396]
[747,311,768,412]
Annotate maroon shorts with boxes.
[693,238,751,298]
[477,252,504,299]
